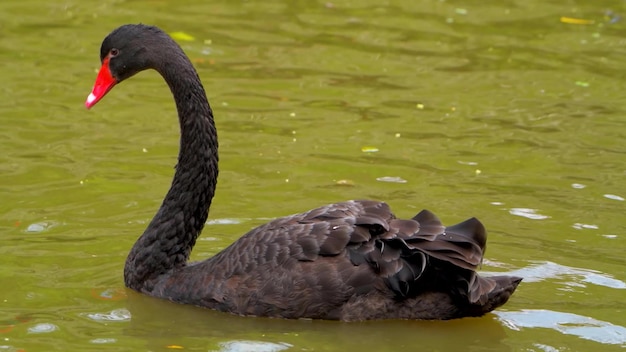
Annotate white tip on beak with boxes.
[86,92,97,105]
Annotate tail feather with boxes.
[408,211,521,316]
[405,213,486,271]
[411,210,445,240]
[341,203,521,319]
[445,217,487,251]
[464,275,522,316]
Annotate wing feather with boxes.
[200,200,497,310]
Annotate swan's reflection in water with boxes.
[120,289,512,351]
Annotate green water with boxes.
[1,0,625,351]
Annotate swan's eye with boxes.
[110,48,119,57]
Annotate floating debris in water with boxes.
[560,17,594,25]
[603,194,624,201]
[361,146,379,153]
[169,31,195,41]
[376,176,407,184]
[571,183,586,189]
[508,208,550,220]
[335,179,354,186]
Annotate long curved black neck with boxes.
[124,46,218,292]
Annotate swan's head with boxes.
[85,24,171,109]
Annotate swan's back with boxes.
[149,200,521,320]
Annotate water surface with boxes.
[1,0,625,351]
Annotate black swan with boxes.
[85,24,521,321]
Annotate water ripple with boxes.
[218,340,292,352]
[82,309,131,322]
[503,261,626,289]
[24,221,60,233]
[508,208,550,220]
[375,176,407,183]
[90,338,117,344]
[27,323,58,333]
[604,194,624,201]
[572,223,598,230]
[496,309,626,346]
[532,343,560,352]
[204,217,275,227]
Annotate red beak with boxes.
[85,57,117,109]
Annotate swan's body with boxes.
[86,24,521,321]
